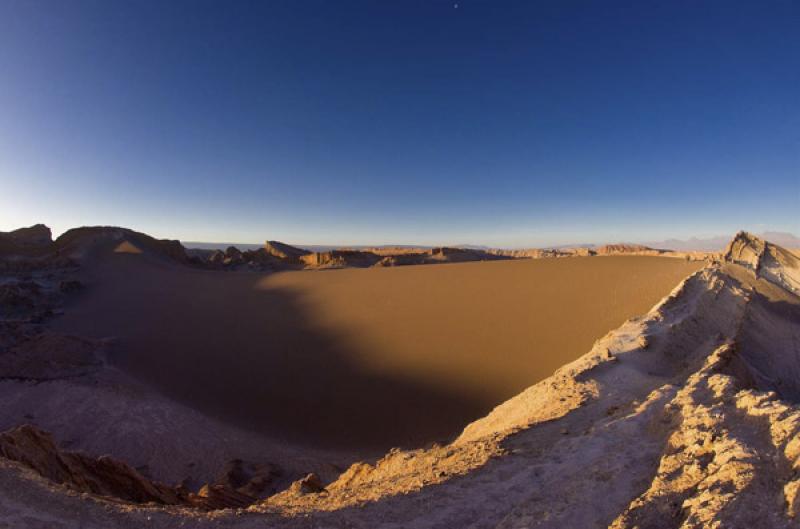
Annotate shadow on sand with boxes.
[56,253,490,453]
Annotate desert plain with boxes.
[54,248,702,451]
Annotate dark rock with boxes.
[59,280,83,293]
[223,246,244,266]
[215,458,282,498]
[0,284,35,312]
[0,225,53,254]
[207,250,226,266]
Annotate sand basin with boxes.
[55,254,703,452]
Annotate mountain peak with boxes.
[724,231,799,294]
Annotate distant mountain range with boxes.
[183,231,800,254]
[640,231,800,252]
[182,242,437,252]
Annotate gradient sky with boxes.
[0,0,798,247]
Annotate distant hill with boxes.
[182,241,436,252]
[642,231,800,252]
[182,242,263,251]
[184,232,799,255]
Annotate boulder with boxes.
[291,472,326,494]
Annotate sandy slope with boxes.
[0,231,798,528]
[257,233,800,528]
[51,250,700,451]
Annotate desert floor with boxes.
[54,254,703,453]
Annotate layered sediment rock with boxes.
[724,230,800,294]
[300,249,382,268]
[375,247,511,266]
[264,241,311,263]
[594,243,666,256]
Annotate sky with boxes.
[0,0,798,247]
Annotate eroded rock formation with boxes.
[0,425,188,505]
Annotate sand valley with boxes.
[0,226,798,529]
[54,250,701,451]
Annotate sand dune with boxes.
[53,246,701,451]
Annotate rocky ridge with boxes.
[723,230,800,294]
[2,224,712,274]
[0,425,276,510]
[253,232,800,527]
[192,240,706,271]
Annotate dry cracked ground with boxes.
[0,226,798,528]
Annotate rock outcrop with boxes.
[490,248,579,259]
[263,241,310,263]
[289,472,327,494]
[0,425,187,505]
[492,244,706,260]
[0,225,53,255]
[0,425,267,510]
[0,225,67,271]
[55,226,189,264]
[724,230,800,294]
[190,242,305,270]
[300,249,382,268]
[223,246,245,266]
[375,247,512,267]
[594,243,666,256]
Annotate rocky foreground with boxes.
[0,227,797,528]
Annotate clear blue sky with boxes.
[1,0,797,247]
